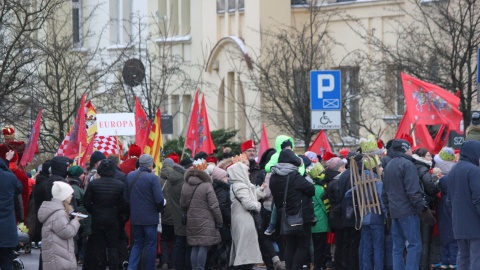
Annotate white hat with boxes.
[51,181,74,201]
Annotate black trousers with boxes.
[83,222,120,270]
[312,232,328,268]
[340,227,360,270]
[0,247,14,270]
[285,223,312,270]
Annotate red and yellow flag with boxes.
[144,108,163,174]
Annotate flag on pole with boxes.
[144,108,163,174]
[20,109,42,166]
[258,124,270,159]
[135,97,150,153]
[395,110,449,154]
[402,73,463,132]
[64,95,87,159]
[308,130,332,156]
[185,90,200,155]
[196,95,216,155]
[79,133,96,168]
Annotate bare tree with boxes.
[346,0,480,131]
[239,3,378,150]
[0,0,67,127]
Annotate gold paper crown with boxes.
[192,158,208,170]
[231,153,248,164]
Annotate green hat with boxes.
[67,165,84,177]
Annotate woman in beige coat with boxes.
[227,158,266,269]
[38,181,82,270]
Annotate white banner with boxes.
[96,113,136,136]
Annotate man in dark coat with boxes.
[446,140,480,269]
[84,159,126,270]
[31,160,52,245]
[382,139,431,270]
[124,154,164,270]
[159,158,175,269]
[168,159,192,270]
[0,155,23,270]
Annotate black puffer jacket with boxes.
[213,179,231,240]
[166,164,187,236]
[412,157,440,208]
[270,150,315,224]
[84,176,126,225]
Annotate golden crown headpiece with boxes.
[192,158,208,170]
[231,153,248,164]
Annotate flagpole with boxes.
[77,142,82,165]
[115,131,121,160]
[410,123,417,147]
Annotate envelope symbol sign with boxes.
[323,99,339,108]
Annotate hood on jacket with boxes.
[213,178,229,190]
[412,154,432,168]
[51,156,73,177]
[167,164,186,185]
[38,199,66,223]
[466,124,480,141]
[271,163,298,176]
[40,160,52,177]
[227,162,250,185]
[278,149,302,166]
[185,169,212,185]
[161,165,174,179]
[459,140,480,166]
[274,135,295,151]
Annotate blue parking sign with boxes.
[310,70,341,110]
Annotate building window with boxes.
[217,0,226,13]
[340,66,360,137]
[109,0,132,45]
[217,0,243,13]
[238,0,245,10]
[386,65,405,116]
[72,0,82,47]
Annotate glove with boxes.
[216,223,223,229]
[420,208,436,226]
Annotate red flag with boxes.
[135,97,150,153]
[144,108,163,174]
[258,124,270,159]
[308,130,332,156]
[196,95,216,155]
[402,73,462,132]
[394,110,449,154]
[64,95,88,158]
[79,133,96,168]
[185,90,200,154]
[20,109,42,166]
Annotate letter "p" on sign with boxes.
[317,74,335,99]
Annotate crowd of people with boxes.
[1,120,480,270]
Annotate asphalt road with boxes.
[16,247,267,270]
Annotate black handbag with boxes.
[279,175,304,235]
[182,183,201,225]
[232,188,263,231]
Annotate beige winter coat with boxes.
[227,162,265,266]
[38,198,80,270]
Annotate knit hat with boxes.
[166,152,180,164]
[326,157,344,171]
[67,165,84,177]
[211,167,228,181]
[363,155,380,170]
[2,125,15,140]
[434,147,455,163]
[97,159,116,177]
[128,144,142,157]
[392,139,411,153]
[339,148,350,158]
[163,158,174,167]
[385,139,394,150]
[241,140,256,152]
[139,154,154,167]
[472,112,480,126]
[304,151,318,163]
[193,151,208,161]
[90,151,106,166]
[360,135,379,153]
[280,139,293,150]
[51,181,74,201]
[180,158,193,169]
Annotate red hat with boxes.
[206,156,218,164]
[241,140,256,153]
[339,148,350,158]
[399,134,414,148]
[2,125,15,140]
[322,151,337,162]
[128,144,141,157]
[167,152,180,164]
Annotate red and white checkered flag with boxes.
[56,133,71,156]
[94,136,123,156]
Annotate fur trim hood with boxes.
[185,169,212,185]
